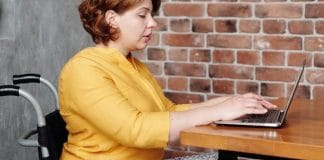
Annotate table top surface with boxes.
[180,98,324,159]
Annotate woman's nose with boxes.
[148,16,158,29]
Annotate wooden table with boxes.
[180,99,324,160]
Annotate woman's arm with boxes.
[187,96,232,109]
[168,93,277,145]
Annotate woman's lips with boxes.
[143,34,152,41]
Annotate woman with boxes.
[58,0,276,159]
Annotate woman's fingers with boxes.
[237,97,264,108]
[241,93,278,109]
[259,99,278,109]
[217,94,277,120]
[244,107,268,114]
[236,97,273,114]
[241,92,263,100]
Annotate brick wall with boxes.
[134,0,324,104]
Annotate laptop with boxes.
[214,60,306,128]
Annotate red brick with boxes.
[305,4,324,18]
[313,86,324,100]
[216,0,237,1]
[254,36,302,50]
[287,52,310,66]
[163,34,204,47]
[148,33,159,46]
[287,85,310,99]
[190,78,211,93]
[255,4,302,18]
[165,63,206,77]
[315,21,324,34]
[262,51,285,66]
[212,50,235,63]
[190,49,211,62]
[291,0,315,1]
[263,20,286,34]
[208,4,252,17]
[192,19,213,33]
[206,95,222,100]
[144,2,324,102]
[132,50,145,60]
[155,77,166,89]
[215,20,237,33]
[208,35,252,49]
[209,65,254,79]
[168,77,188,91]
[265,0,287,1]
[241,0,261,1]
[256,68,298,82]
[165,92,204,104]
[155,18,168,31]
[212,80,234,94]
[236,81,259,94]
[288,20,313,34]
[168,48,188,61]
[314,53,324,68]
[307,70,324,84]
[147,48,166,61]
[163,3,205,17]
[239,20,261,33]
[305,37,324,51]
[237,50,260,65]
[170,19,190,32]
[261,83,285,97]
[145,62,162,75]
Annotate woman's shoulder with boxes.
[69,47,120,65]
[59,48,116,82]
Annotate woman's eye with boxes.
[138,14,146,18]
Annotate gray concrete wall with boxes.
[0,0,92,159]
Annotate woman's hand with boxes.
[169,93,277,144]
[189,96,233,109]
[212,93,277,121]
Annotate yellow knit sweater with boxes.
[58,47,188,160]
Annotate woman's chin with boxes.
[136,43,148,50]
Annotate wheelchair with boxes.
[0,74,67,160]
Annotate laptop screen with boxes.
[279,59,306,123]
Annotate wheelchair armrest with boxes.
[12,74,41,84]
[18,129,39,147]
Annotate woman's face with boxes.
[112,0,157,53]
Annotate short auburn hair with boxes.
[78,0,161,45]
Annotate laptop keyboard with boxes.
[242,109,281,123]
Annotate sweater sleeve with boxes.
[164,98,190,112]
[135,59,190,112]
[59,58,170,148]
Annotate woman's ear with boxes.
[105,10,118,28]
